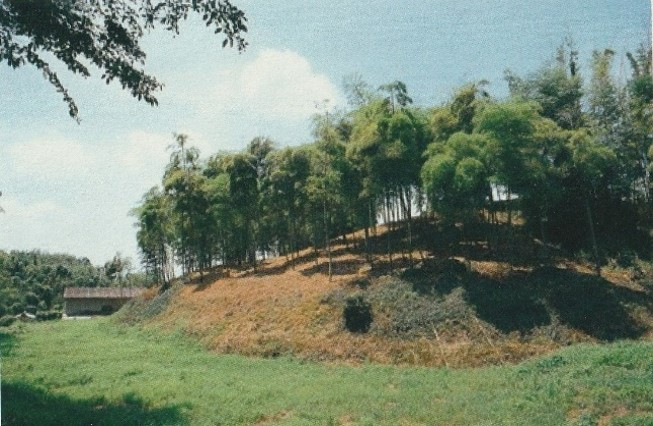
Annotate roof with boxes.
[63,287,145,299]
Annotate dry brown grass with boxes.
[139,286,160,301]
[140,229,653,368]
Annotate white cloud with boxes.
[118,130,213,169]
[165,48,344,148]
[216,49,343,120]
[0,132,173,264]
[229,49,342,120]
[0,49,345,265]
[0,190,141,265]
[0,197,64,221]
[0,196,85,259]
[4,131,174,196]
[6,136,97,181]
[118,131,171,171]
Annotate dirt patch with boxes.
[253,410,292,425]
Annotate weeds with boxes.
[114,283,181,325]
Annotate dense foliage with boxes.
[0,0,247,120]
[0,250,148,318]
[133,42,653,284]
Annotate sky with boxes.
[0,1,650,267]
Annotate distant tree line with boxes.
[0,250,148,318]
[133,41,653,284]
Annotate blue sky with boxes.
[0,1,649,267]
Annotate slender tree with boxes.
[133,186,174,288]
[567,130,618,274]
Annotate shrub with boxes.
[114,283,180,325]
[401,258,467,296]
[0,316,16,327]
[343,295,373,333]
[390,288,470,336]
[616,250,637,268]
[9,303,24,315]
[349,277,370,289]
[35,311,62,321]
[23,292,39,306]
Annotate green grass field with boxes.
[1,319,652,425]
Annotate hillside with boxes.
[119,224,653,367]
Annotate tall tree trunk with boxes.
[324,196,332,281]
[371,198,378,237]
[539,203,550,262]
[394,190,406,261]
[364,224,371,263]
[486,185,495,251]
[507,187,513,227]
[401,186,413,265]
[506,186,515,268]
[385,191,393,271]
[289,217,295,267]
[313,221,319,266]
[585,195,601,276]
[364,197,372,263]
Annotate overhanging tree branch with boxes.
[0,0,247,121]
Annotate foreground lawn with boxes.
[1,320,652,425]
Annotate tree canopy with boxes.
[0,0,247,121]
[129,42,653,282]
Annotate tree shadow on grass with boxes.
[0,331,17,357]
[460,267,649,340]
[397,261,650,340]
[461,271,553,334]
[1,381,189,426]
[300,258,366,277]
[237,251,321,278]
[189,268,230,292]
[532,267,650,340]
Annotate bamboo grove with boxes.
[132,43,653,284]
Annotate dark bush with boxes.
[349,277,370,289]
[0,316,16,327]
[23,292,39,306]
[616,250,637,268]
[9,303,24,315]
[35,311,62,321]
[343,295,373,333]
[401,258,466,296]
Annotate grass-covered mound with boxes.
[2,319,653,425]
[115,224,653,367]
